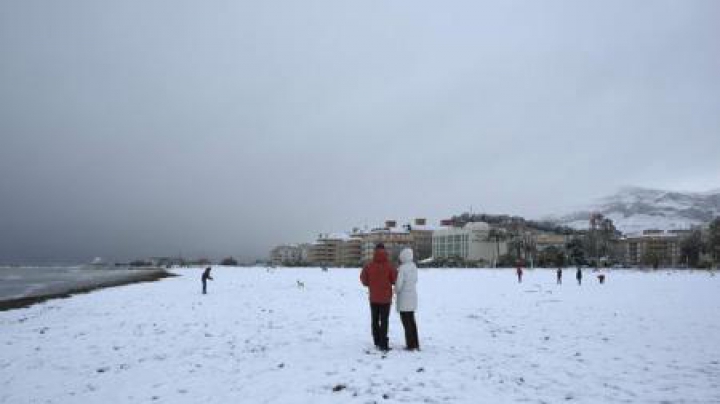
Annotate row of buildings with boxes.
[271,219,435,267]
[271,215,710,267]
[271,218,517,267]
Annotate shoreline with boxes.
[0,269,176,312]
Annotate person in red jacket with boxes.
[360,243,398,351]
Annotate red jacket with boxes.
[360,249,398,304]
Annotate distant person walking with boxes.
[395,248,420,351]
[556,267,562,284]
[202,267,213,294]
[576,267,582,286]
[360,244,397,352]
[597,274,606,284]
[516,262,523,283]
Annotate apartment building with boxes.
[533,233,568,251]
[270,244,311,266]
[432,221,508,265]
[298,218,434,267]
[307,234,350,267]
[339,237,363,267]
[620,230,688,267]
[407,218,434,261]
[360,225,414,263]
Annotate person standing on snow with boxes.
[202,267,213,294]
[556,267,562,284]
[576,267,582,285]
[360,244,397,352]
[516,262,524,283]
[395,248,420,351]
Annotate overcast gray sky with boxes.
[1,0,719,263]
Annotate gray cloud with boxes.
[1,0,719,263]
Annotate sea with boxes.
[0,266,163,302]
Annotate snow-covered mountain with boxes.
[553,186,720,235]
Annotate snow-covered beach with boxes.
[1,267,719,403]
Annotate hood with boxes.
[372,248,389,263]
[399,248,413,264]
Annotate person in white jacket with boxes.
[395,248,420,351]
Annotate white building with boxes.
[270,244,310,266]
[432,222,508,265]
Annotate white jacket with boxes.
[395,248,418,312]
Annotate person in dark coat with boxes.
[202,267,213,294]
[516,262,523,283]
[556,267,562,284]
[360,244,397,351]
[576,267,582,285]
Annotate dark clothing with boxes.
[400,311,420,350]
[576,269,582,285]
[557,269,562,284]
[516,267,523,283]
[201,269,213,294]
[370,303,391,350]
[360,249,398,303]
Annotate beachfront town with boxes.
[270,213,720,269]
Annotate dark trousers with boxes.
[400,311,420,350]
[370,303,390,349]
[202,279,207,294]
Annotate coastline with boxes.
[0,268,175,311]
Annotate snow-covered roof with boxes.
[409,225,439,231]
[464,222,490,231]
[319,233,352,241]
[367,228,410,235]
[622,230,685,239]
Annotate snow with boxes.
[409,225,440,232]
[555,186,720,234]
[320,233,352,241]
[564,213,701,235]
[2,267,720,403]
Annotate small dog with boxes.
[296,280,305,289]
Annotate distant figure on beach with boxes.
[360,243,397,352]
[576,267,582,285]
[556,267,562,284]
[202,267,213,294]
[516,263,523,283]
[395,248,420,351]
[597,274,606,284]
